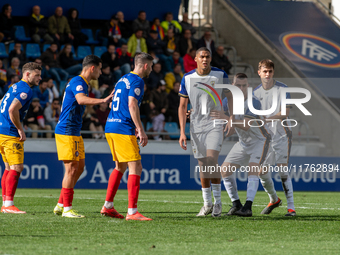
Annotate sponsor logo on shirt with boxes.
[107,118,122,123]
[20,92,27,100]
[76,85,83,91]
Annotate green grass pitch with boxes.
[1,189,340,254]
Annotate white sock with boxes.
[211,184,221,205]
[3,201,5,206]
[202,187,212,207]
[223,176,239,202]
[128,208,138,215]
[64,206,72,212]
[57,203,63,207]
[104,201,113,209]
[4,201,14,207]
[246,175,259,202]
[260,172,278,203]
[280,174,295,210]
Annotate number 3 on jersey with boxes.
[0,93,10,113]
[112,89,121,111]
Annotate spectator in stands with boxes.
[29,5,54,44]
[0,59,7,90]
[127,29,147,57]
[149,80,168,140]
[183,48,197,73]
[163,29,178,56]
[96,102,110,129]
[0,4,15,42]
[197,30,216,55]
[116,11,131,40]
[34,58,49,79]
[140,83,151,129]
[82,105,104,139]
[67,8,88,48]
[165,51,184,73]
[33,79,49,109]
[146,30,166,56]
[164,63,183,93]
[44,98,60,130]
[46,77,59,103]
[4,74,18,93]
[149,51,160,65]
[9,42,27,67]
[146,62,164,90]
[41,43,69,85]
[161,12,182,36]
[177,29,195,57]
[48,7,74,46]
[100,44,122,82]
[180,13,196,36]
[116,43,133,75]
[132,10,150,38]
[167,81,180,123]
[24,98,52,138]
[98,63,115,95]
[151,18,165,40]
[212,45,232,74]
[7,57,22,80]
[59,43,82,76]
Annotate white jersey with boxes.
[179,67,229,133]
[223,96,272,147]
[253,80,292,141]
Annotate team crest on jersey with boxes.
[134,88,141,96]
[211,81,215,86]
[75,151,79,157]
[20,92,27,100]
[76,85,83,91]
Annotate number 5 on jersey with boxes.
[112,89,121,111]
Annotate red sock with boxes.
[105,169,123,202]
[1,170,9,202]
[5,170,20,201]
[128,175,140,209]
[58,189,63,204]
[62,188,74,207]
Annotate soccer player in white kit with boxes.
[178,47,233,217]
[216,73,272,217]
[254,59,296,216]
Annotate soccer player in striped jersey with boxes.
[178,47,233,217]
[254,59,296,216]
[53,55,113,218]
[0,62,42,213]
[216,73,272,217]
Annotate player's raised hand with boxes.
[103,89,115,103]
[179,134,187,150]
[137,128,148,147]
[18,128,26,142]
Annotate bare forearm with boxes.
[9,110,23,131]
[129,104,143,130]
[178,105,187,134]
[77,97,105,106]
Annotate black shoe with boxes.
[225,204,242,216]
[285,209,296,216]
[234,207,252,217]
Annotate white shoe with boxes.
[196,205,213,216]
[212,203,222,217]
[53,204,63,215]
[62,209,85,218]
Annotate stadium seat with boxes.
[81,29,99,44]
[26,43,41,58]
[0,43,8,58]
[43,44,50,52]
[76,46,92,60]
[146,122,152,131]
[14,26,31,42]
[9,43,23,52]
[185,122,190,139]
[164,122,180,139]
[95,29,101,42]
[94,46,107,57]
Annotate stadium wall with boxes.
[5,0,181,21]
[0,140,338,191]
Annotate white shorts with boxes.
[191,128,223,159]
[224,140,271,166]
[268,135,292,164]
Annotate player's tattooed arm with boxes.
[8,98,26,141]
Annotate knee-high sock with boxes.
[280,174,295,210]
[105,169,123,208]
[127,175,140,215]
[211,184,221,205]
[1,170,9,205]
[260,172,278,203]
[223,175,239,202]
[202,187,212,207]
[57,189,63,206]
[5,170,20,204]
[63,188,74,211]
[246,175,259,202]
